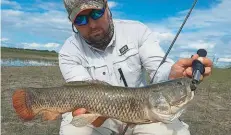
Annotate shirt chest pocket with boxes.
[113,47,142,86]
[85,65,109,82]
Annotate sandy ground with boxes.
[1,66,64,135]
[1,66,231,135]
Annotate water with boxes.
[1,58,58,66]
[214,61,231,69]
[1,58,230,68]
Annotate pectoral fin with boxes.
[70,114,100,127]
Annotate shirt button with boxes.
[103,72,106,75]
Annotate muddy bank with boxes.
[1,66,231,135]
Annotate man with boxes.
[59,0,213,134]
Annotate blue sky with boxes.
[1,0,231,65]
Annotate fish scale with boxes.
[12,77,195,125]
[25,83,149,122]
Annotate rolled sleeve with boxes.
[138,24,175,83]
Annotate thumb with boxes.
[191,54,199,60]
[72,108,87,116]
[177,54,199,67]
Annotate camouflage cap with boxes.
[63,0,105,23]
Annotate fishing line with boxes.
[120,1,198,134]
[150,0,198,84]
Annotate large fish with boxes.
[12,77,195,127]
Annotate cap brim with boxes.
[69,1,104,23]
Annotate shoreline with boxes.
[1,47,58,61]
[1,53,58,61]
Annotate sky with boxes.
[1,0,231,66]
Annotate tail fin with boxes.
[12,89,35,120]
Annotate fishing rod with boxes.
[150,0,199,84]
[120,0,199,135]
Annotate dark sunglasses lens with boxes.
[75,16,87,26]
[91,8,105,20]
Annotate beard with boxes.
[84,18,114,50]
[88,29,106,43]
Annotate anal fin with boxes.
[42,110,60,121]
[70,114,100,127]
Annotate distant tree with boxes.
[51,50,57,53]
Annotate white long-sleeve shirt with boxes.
[59,19,174,87]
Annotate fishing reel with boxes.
[190,49,207,91]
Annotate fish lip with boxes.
[147,106,184,123]
[169,95,187,106]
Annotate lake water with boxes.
[1,58,58,66]
[1,58,230,68]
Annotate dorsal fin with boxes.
[64,81,92,87]
[64,80,111,87]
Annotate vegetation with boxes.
[1,47,58,61]
[1,67,231,135]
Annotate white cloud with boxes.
[180,40,215,49]
[1,0,21,9]
[0,38,9,42]
[161,0,231,31]
[22,43,41,48]
[36,1,65,11]
[1,9,72,44]
[1,1,120,52]
[2,9,23,16]
[179,52,193,58]
[22,42,61,50]
[152,31,174,42]
[147,0,231,64]
[108,1,118,8]
[218,58,231,62]
[44,43,60,48]
[1,0,230,65]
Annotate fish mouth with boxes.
[149,105,185,124]
[169,95,187,106]
[152,86,194,116]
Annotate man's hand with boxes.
[72,108,107,127]
[169,54,213,80]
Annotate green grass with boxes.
[1,47,58,60]
[181,67,231,135]
[1,47,58,56]
[1,66,231,135]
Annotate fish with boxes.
[12,77,195,127]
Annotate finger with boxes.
[197,57,213,67]
[177,58,194,67]
[185,70,204,80]
[92,117,108,127]
[204,67,212,76]
[185,67,193,77]
[176,54,200,68]
[169,64,186,79]
[191,54,199,60]
[183,70,192,78]
[185,66,212,76]
[185,67,212,81]
[72,108,87,116]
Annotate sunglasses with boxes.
[74,4,106,26]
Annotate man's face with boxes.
[74,7,110,43]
